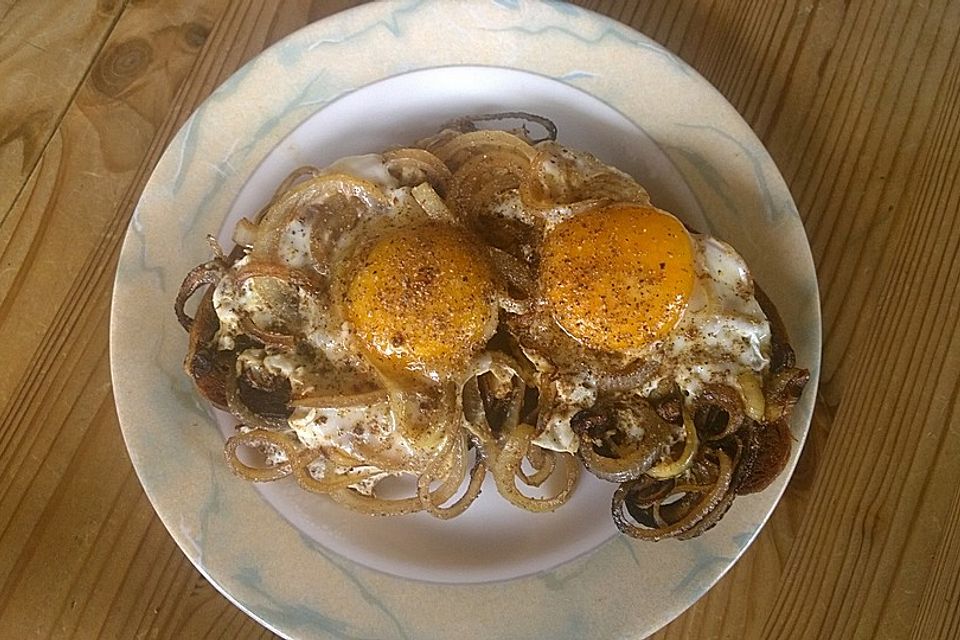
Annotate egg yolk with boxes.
[344,224,497,377]
[540,204,695,353]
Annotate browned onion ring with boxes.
[612,448,733,541]
[492,423,579,512]
[328,442,465,517]
[233,261,325,293]
[438,111,558,143]
[764,367,811,423]
[383,148,453,197]
[224,363,289,431]
[462,376,495,444]
[252,172,390,261]
[174,260,224,330]
[695,384,746,441]
[293,448,382,494]
[647,407,698,480]
[578,441,659,484]
[517,445,556,487]
[572,397,679,483]
[417,435,486,520]
[595,360,658,394]
[291,390,388,409]
[231,262,325,347]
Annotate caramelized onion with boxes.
[383,147,453,196]
[695,384,746,441]
[764,367,811,423]
[411,182,456,222]
[492,423,579,512]
[290,390,388,409]
[230,262,324,347]
[175,260,224,330]
[595,360,658,394]
[438,111,558,143]
[647,406,699,479]
[572,398,676,483]
[613,448,733,541]
[329,449,465,517]
[518,445,557,487]
[293,449,382,494]
[429,130,537,172]
[519,142,650,211]
[252,172,390,260]
[418,434,486,520]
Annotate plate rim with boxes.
[110,2,822,638]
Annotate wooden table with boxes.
[2,1,959,638]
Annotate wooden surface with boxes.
[1,0,958,637]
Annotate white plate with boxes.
[111,2,820,638]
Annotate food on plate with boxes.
[175,112,809,539]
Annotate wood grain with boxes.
[1,0,959,638]
[0,2,366,638]
[0,0,229,636]
[0,0,127,218]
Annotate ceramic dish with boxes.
[111,1,821,638]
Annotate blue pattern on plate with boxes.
[478,23,691,74]
[678,122,781,221]
[305,0,425,50]
[234,565,367,639]
[296,532,412,639]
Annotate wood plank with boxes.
[0,0,224,532]
[0,0,229,631]
[569,2,960,638]
[757,14,960,640]
[0,0,127,219]
[0,2,366,638]
[911,478,960,639]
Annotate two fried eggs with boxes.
[210,142,771,472]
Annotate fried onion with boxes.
[613,447,733,541]
[177,116,810,533]
[492,423,579,512]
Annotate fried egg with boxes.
[513,203,771,453]
[339,221,499,381]
[175,115,811,532]
[210,152,501,474]
[541,204,695,353]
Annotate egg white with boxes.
[532,233,771,453]
[209,149,773,480]
[211,153,463,481]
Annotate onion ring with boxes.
[224,429,297,482]
[417,434,486,519]
[612,448,733,541]
[292,448,382,494]
[492,423,579,512]
[174,260,224,330]
[647,405,699,479]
